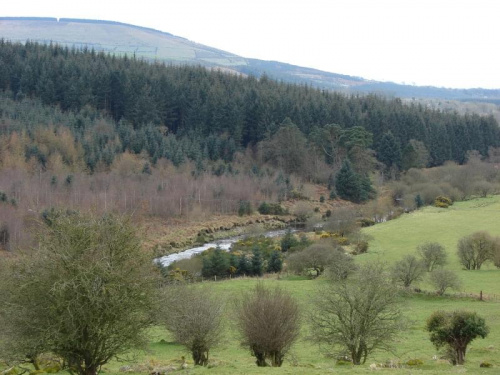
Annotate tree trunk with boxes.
[253,348,268,367]
[456,348,466,365]
[82,366,98,375]
[351,349,362,365]
[192,348,209,366]
[270,351,284,367]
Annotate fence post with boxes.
[480,290,483,301]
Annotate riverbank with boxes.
[143,214,297,257]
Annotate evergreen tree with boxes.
[280,229,298,252]
[378,131,402,170]
[267,250,283,273]
[202,247,229,278]
[251,246,263,277]
[237,254,251,276]
[335,160,361,202]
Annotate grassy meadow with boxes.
[101,196,500,374]
[3,196,500,374]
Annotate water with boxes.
[156,229,293,267]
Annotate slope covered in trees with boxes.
[0,40,499,173]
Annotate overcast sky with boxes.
[2,0,499,89]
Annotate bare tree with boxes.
[391,255,425,288]
[323,206,360,237]
[161,285,225,366]
[457,231,495,270]
[286,243,354,278]
[236,283,300,367]
[417,242,448,271]
[429,269,462,295]
[310,263,404,365]
[0,213,159,375]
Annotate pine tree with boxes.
[237,254,251,276]
[251,247,263,277]
[267,250,283,273]
[378,131,402,170]
[335,160,360,202]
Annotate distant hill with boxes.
[1,17,500,102]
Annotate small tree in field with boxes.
[0,213,158,375]
[417,242,447,271]
[457,231,495,270]
[162,285,224,366]
[310,263,404,365]
[236,283,300,367]
[391,255,425,288]
[429,269,462,295]
[427,311,488,365]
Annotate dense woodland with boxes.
[1,40,499,169]
[1,40,500,251]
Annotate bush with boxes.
[236,284,300,367]
[429,269,461,295]
[358,218,375,227]
[162,285,224,366]
[434,196,453,208]
[480,362,493,368]
[238,200,253,216]
[353,241,368,255]
[258,202,286,215]
[319,195,325,203]
[406,359,424,366]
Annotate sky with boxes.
[2,0,499,89]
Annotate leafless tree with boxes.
[287,243,355,280]
[417,242,447,272]
[429,269,462,295]
[391,255,426,288]
[236,283,300,367]
[161,285,225,366]
[457,231,495,270]
[310,263,405,365]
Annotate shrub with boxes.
[353,241,369,255]
[238,200,253,216]
[434,196,452,208]
[236,284,300,367]
[319,195,325,203]
[358,218,375,227]
[480,362,493,368]
[162,285,225,366]
[406,359,424,366]
[258,202,286,215]
[429,269,461,295]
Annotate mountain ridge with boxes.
[1,17,499,102]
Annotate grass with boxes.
[4,196,500,374]
[361,195,500,295]
[99,277,500,374]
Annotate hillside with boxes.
[2,17,500,102]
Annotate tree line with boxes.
[1,40,499,173]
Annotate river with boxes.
[156,229,294,267]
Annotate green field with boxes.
[98,278,500,374]
[4,196,500,374]
[102,196,500,374]
[362,195,500,296]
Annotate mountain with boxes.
[1,17,500,102]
